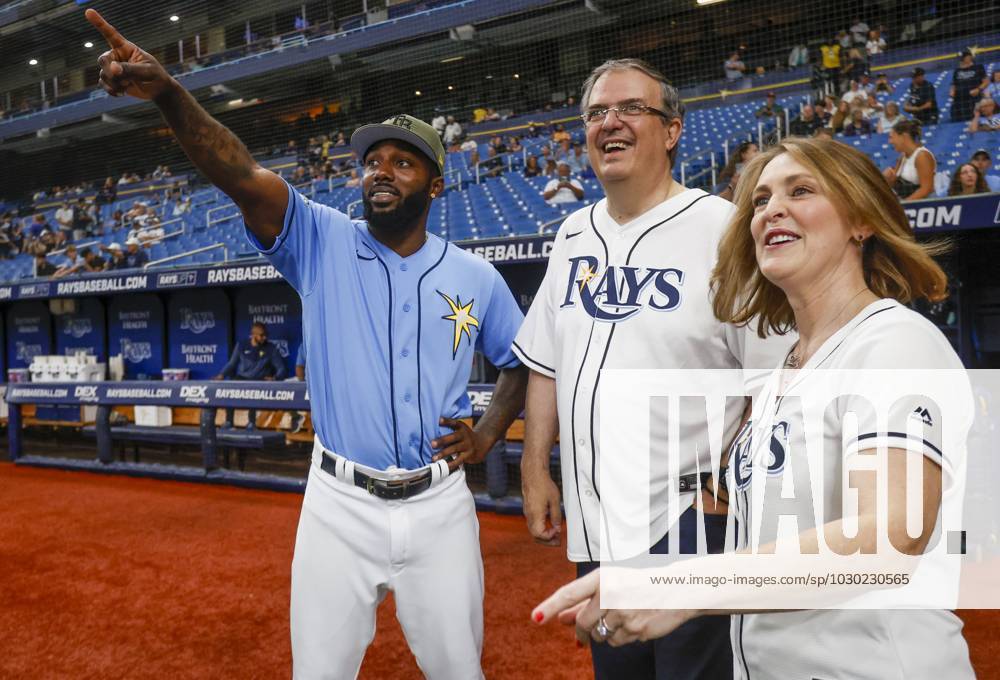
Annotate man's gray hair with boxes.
[580,58,685,164]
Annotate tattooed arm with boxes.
[86,9,287,246]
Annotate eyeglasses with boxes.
[581,103,672,125]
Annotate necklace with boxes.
[784,287,872,369]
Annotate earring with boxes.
[855,234,865,245]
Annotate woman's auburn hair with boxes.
[710,136,949,338]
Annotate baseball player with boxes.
[513,58,793,679]
[86,10,528,679]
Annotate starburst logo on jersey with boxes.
[560,256,684,321]
[438,291,480,358]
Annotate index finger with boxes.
[85,9,128,49]
[531,569,600,624]
[438,416,465,429]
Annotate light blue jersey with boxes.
[246,182,523,470]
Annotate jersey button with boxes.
[577,438,586,447]
[401,349,410,358]
[403,303,412,312]
[400,262,408,271]
[404,393,411,402]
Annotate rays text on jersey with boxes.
[559,255,684,321]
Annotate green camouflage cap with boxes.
[350,114,446,176]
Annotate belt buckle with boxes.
[365,477,376,495]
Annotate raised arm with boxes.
[85,9,287,247]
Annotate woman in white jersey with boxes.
[883,119,936,200]
[531,137,975,679]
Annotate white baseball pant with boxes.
[290,447,485,680]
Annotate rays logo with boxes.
[15,341,42,362]
[63,318,93,339]
[179,308,216,335]
[731,420,789,491]
[272,339,289,358]
[121,338,152,364]
[560,256,684,322]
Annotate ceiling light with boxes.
[440,55,464,64]
[169,15,180,22]
[696,0,728,4]
[28,58,38,66]
[513,73,520,79]
[228,98,244,106]
[447,85,454,91]
[414,90,422,96]
[84,41,94,49]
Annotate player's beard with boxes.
[362,184,431,235]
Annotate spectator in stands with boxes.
[970,149,1000,192]
[215,322,287,430]
[551,125,571,144]
[95,176,117,220]
[431,112,446,139]
[539,144,553,165]
[35,230,57,256]
[443,116,462,145]
[0,227,14,259]
[509,136,523,154]
[865,29,886,56]
[124,200,148,225]
[950,49,988,122]
[333,131,347,148]
[524,155,541,178]
[81,247,106,273]
[122,238,149,269]
[484,108,501,122]
[884,120,935,200]
[52,244,84,279]
[291,165,310,184]
[875,73,892,94]
[969,98,1000,132]
[724,52,746,82]
[54,201,74,243]
[876,101,905,133]
[459,137,477,152]
[542,161,584,205]
[849,16,870,46]
[843,108,873,136]
[840,80,868,108]
[755,92,784,121]
[103,243,126,269]
[841,50,867,89]
[34,252,57,278]
[718,141,759,201]
[171,196,192,217]
[105,209,124,232]
[25,213,49,245]
[489,135,508,154]
[344,168,361,188]
[555,137,573,162]
[947,163,989,197]
[904,68,939,124]
[569,143,590,175]
[788,44,809,69]
[985,70,1000,103]
[482,146,505,178]
[468,149,480,169]
[542,158,558,177]
[73,197,95,239]
[837,29,851,50]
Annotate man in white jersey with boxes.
[513,58,793,679]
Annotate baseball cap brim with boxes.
[351,124,444,175]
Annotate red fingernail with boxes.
[533,611,544,623]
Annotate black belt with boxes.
[678,472,714,492]
[320,452,434,500]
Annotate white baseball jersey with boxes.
[728,298,974,679]
[513,190,795,562]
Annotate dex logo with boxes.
[468,390,493,410]
[74,385,99,402]
[180,385,209,403]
